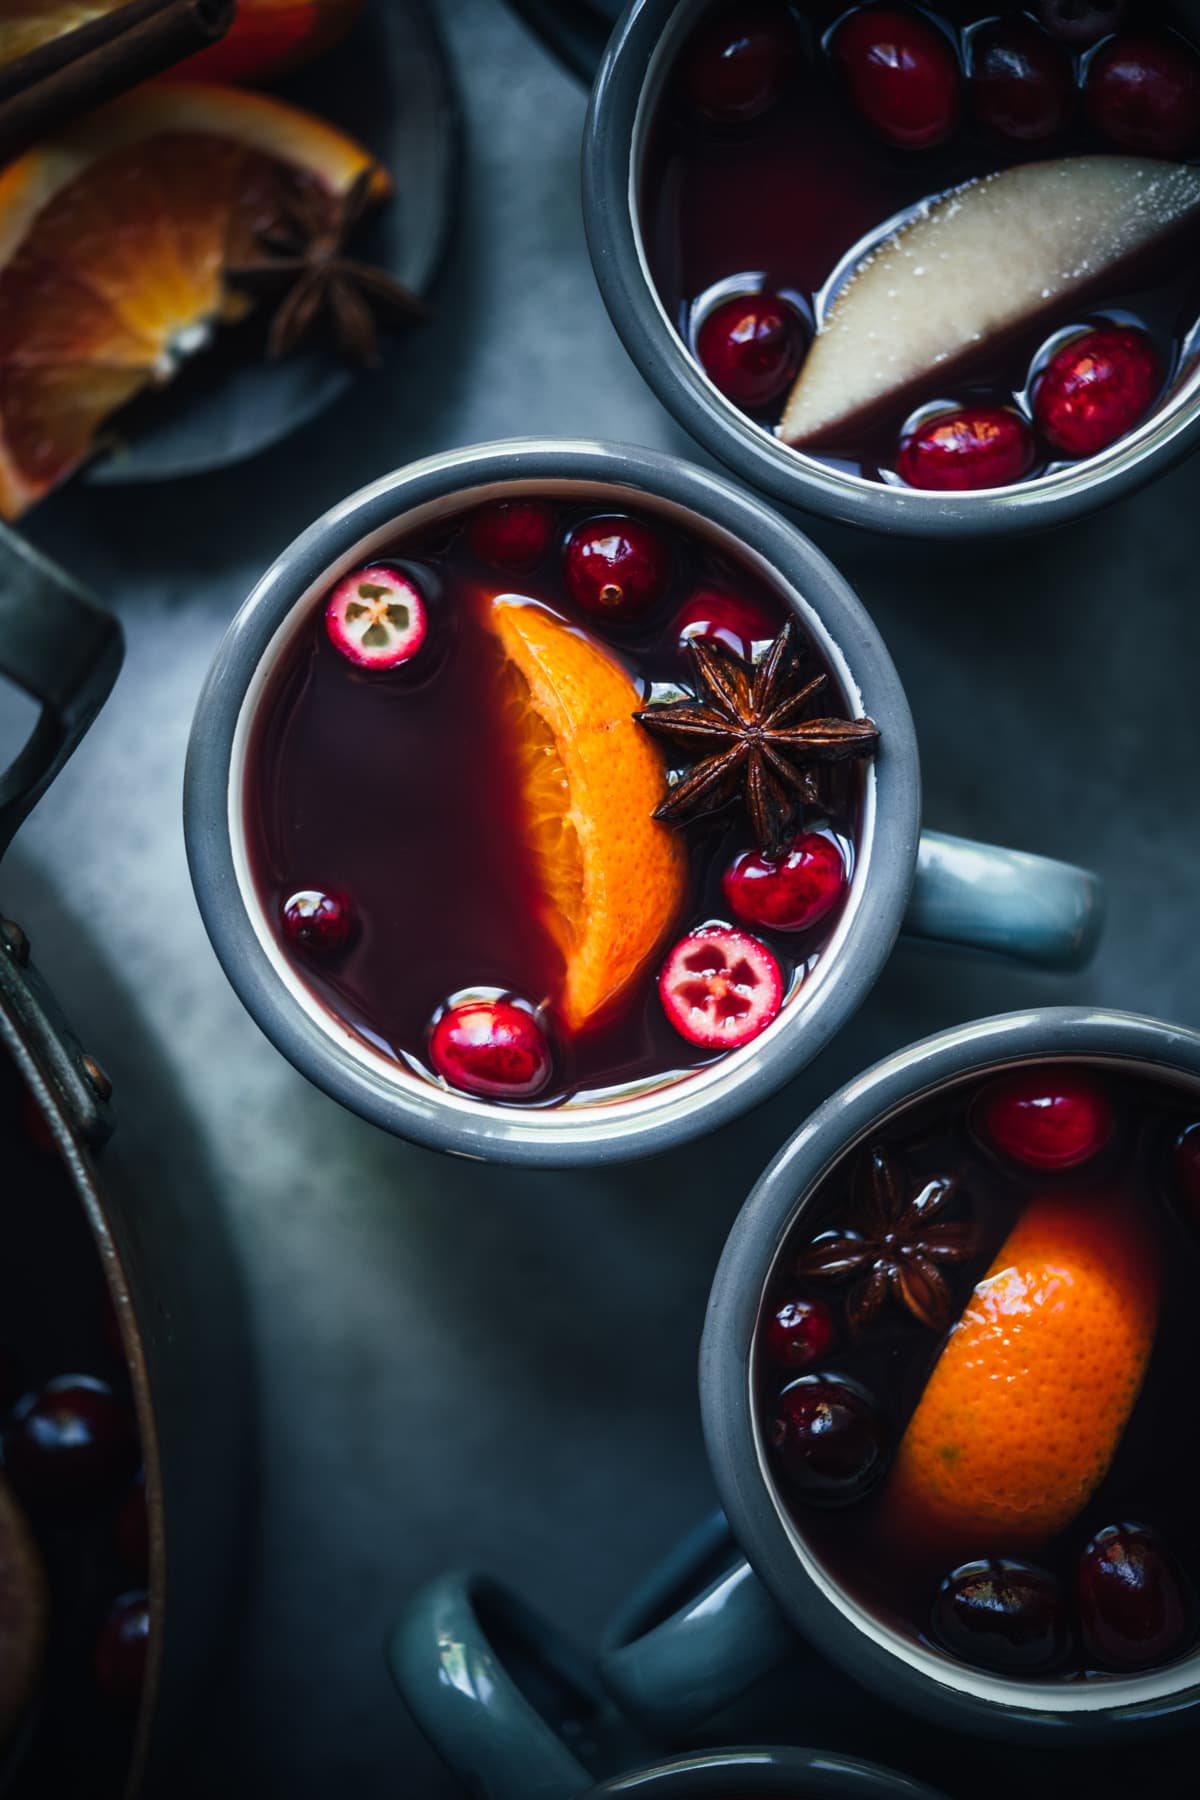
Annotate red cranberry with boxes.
[768,1377,886,1504]
[5,1376,137,1511]
[696,293,805,411]
[95,1591,151,1706]
[117,1472,150,1580]
[468,500,554,571]
[897,407,1036,492]
[19,1087,57,1155]
[1087,33,1200,156]
[682,5,796,124]
[1039,1,1125,48]
[1176,1123,1200,1228]
[970,19,1074,142]
[281,889,354,957]
[1079,1526,1190,1671]
[934,1560,1069,1674]
[324,564,427,669]
[723,833,846,934]
[833,6,961,151]
[564,516,670,621]
[1032,326,1163,460]
[429,999,552,1100]
[976,1067,1113,1171]
[676,589,777,661]
[765,1296,836,1370]
[658,925,783,1051]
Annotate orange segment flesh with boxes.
[0,83,388,518]
[487,598,688,1034]
[889,1188,1159,1554]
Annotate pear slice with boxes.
[779,156,1200,449]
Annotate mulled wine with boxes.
[753,1061,1200,1679]
[641,3,1200,490]
[242,493,879,1106]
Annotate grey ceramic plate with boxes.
[502,0,616,82]
[86,0,460,486]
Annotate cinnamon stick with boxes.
[0,0,234,165]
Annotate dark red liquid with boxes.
[754,1062,1200,1679]
[641,3,1200,484]
[243,497,864,1105]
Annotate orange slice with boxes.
[0,81,388,518]
[889,1187,1159,1554]
[487,597,688,1034]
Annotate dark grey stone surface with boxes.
[3,0,1199,1792]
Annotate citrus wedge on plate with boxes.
[0,81,387,518]
[488,597,688,1034]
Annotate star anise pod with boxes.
[796,1146,975,1333]
[633,624,879,859]
[227,166,430,367]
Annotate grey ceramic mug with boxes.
[600,1007,1200,1745]
[185,439,1101,1165]
[389,1569,950,1799]
[581,0,1200,540]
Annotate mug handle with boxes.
[904,831,1103,970]
[388,1572,640,1800]
[598,1514,797,1742]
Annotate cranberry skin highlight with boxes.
[564,517,670,621]
[834,6,961,150]
[723,833,846,933]
[697,293,805,410]
[934,1560,1070,1674]
[1087,34,1200,157]
[468,500,554,571]
[970,19,1074,142]
[95,1591,151,1706]
[765,1297,836,1370]
[976,1069,1113,1170]
[677,589,777,661]
[1032,326,1163,459]
[769,1377,887,1504]
[897,408,1036,492]
[429,1001,552,1100]
[1039,1,1125,49]
[682,5,796,123]
[4,1377,137,1510]
[281,890,354,957]
[1079,1526,1190,1671]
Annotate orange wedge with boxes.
[487,598,688,1034]
[0,81,388,518]
[890,1188,1159,1554]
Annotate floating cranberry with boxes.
[1087,34,1200,157]
[117,1473,150,1580]
[5,1376,137,1511]
[681,5,796,124]
[564,516,670,621]
[765,1296,836,1370]
[1032,326,1163,459]
[429,999,552,1100]
[897,408,1036,492]
[324,564,427,669]
[723,833,846,934]
[1176,1123,1200,1228]
[676,589,777,661]
[468,500,555,571]
[934,1560,1069,1674]
[658,925,783,1050]
[768,1377,886,1504]
[281,889,354,957]
[976,1068,1113,1170]
[696,293,805,411]
[95,1591,151,1706]
[970,19,1074,142]
[1039,1,1125,48]
[833,6,961,151]
[1079,1526,1190,1671]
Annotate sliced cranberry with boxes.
[934,1560,1069,1674]
[1087,33,1200,156]
[281,889,354,957]
[833,6,961,151]
[970,19,1074,142]
[117,1472,150,1580]
[429,999,552,1100]
[324,564,427,669]
[765,1296,836,1370]
[1039,1,1125,47]
[897,408,1036,492]
[1079,1526,1190,1671]
[95,1591,150,1707]
[1176,1123,1200,1228]
[768,1376,886,1504]
[696,293,805,411]
[681,5,796,124]
[723,833,846,934]
[676,589,778,661]
[975,1067,1113,1170]
[1032,326,1163,459]
[658,925,783,1050]
[5,1376,137,1511]
[468,500,555,571]
[564,517,670,621]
